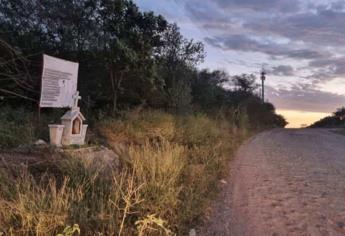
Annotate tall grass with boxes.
[0,109,250,235]
[0,170,81,235]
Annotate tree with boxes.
[0,0,287,129]
[191,69,229,111]
[0,0,108,105]
[0,39,35,105]
[242,97,287,128]
[96,0,168,113]
[0,0,168,113]
[156,23,204,113]
[310,106,345,128]
[334,107,345,117]
[232,74,258,93]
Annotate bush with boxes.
[175,113,222,146]
[0,107,36,148]
[309,107,345,128]
[0,106,65,149]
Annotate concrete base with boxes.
[61,124,88,146]
[63,145,120,172]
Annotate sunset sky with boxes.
[136,0,345,127]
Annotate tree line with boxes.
[0,0,287,128]
[309,107,345,128]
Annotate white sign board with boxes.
[39,54,79,108]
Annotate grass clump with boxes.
[99,110,176,146]
[0,171,82,235]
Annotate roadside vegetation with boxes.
[309,107,345,128]
[0,0,286,235]
[0,109,250,235]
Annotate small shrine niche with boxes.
[72,117,81,134]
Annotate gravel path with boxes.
[200,128,345,236]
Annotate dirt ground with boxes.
[199,129,345,236]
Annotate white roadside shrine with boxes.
[48,92,88,146]
[60,91,88,145]
[40,54,88,147]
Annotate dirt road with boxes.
[200,129,345,236]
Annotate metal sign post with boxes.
[261,69,266,103]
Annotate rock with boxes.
[189,229,196,236]
[35,139,47,145]
[220,179,227,184]
[63,145,120,173]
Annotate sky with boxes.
[135,0,345,128]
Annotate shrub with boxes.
[0,107,36,148]
[175,113,222,146]
[0,106,65,149]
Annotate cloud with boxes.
[270,65,295,76]
[168,0,345,113]
[205,35,259,51]
[183,0,345,53]
[286,50,329,60]
[179,0,345,88]
[267,85,345,113]
[307,57,345,83]
[204,35,328,60]
[213,0,300,13]
[244,7,345,47]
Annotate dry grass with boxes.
[97,110,248,234]
[98,110,175,146]
[0,109,250,235]
[0,170,82,235]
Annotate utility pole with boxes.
[260,68,266,103]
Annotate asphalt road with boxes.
[201,128,345,236]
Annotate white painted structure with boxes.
[40,54,79,108]
[60,92,88,145]
[48,91,88,146]
[48,124,65,147]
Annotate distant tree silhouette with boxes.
[334,107,345,118]
[309,107,345,128]
[232,74,258,93]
